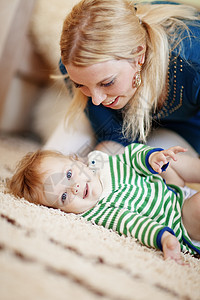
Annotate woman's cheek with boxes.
[80,86,91,96]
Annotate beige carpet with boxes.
[1,1,200,299]
[0,134,200,300]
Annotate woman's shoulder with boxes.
[149,1,180,4]
[171,20,200,65]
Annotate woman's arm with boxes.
[95,141,125,155]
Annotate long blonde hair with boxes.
[60,0,199,142]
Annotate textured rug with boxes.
[0,134,200,300]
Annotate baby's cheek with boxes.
[60,193,76,208]
[44,192,58,207]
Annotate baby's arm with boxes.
[148,146,187,174]
[83,205,185,264]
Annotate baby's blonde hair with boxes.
[60,0,199,142]
[7,150,66,205]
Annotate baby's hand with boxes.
[149,146,187,174]
[161,231,187,265]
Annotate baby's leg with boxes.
[161,154,200,187]
[182,191,200,241]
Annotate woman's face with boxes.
[66,60,138,110]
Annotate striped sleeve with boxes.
[118,143,163,176]
[82,205,167,250]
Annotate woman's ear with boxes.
[131,45,146,68]
[137,45,146,65]
[139,52,145,65]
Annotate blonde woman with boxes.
[45,0,200,157]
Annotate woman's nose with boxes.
[91,89,107,106]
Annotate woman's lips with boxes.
[103,96,119,108]
[83,183,89,199]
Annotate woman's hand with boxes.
[149,146,187,174]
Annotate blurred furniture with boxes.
[0,0,49,132]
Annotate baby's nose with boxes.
[71,184,79,195]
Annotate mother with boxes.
[45,0,200,156]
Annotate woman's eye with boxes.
[61,192,68,203]
[101,79,115,87]
[73,82,83,88]
[66,170,72,179]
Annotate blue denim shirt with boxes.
[59,3,200,153]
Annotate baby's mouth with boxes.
[83,183,89,199]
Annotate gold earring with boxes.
[132,62,143,88]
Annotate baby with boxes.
[8,143,200,264]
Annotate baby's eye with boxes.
[61,192,68,204]
[66,170,72,179]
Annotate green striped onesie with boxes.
[81,143,200,255]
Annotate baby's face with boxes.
[40,156,103,213]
